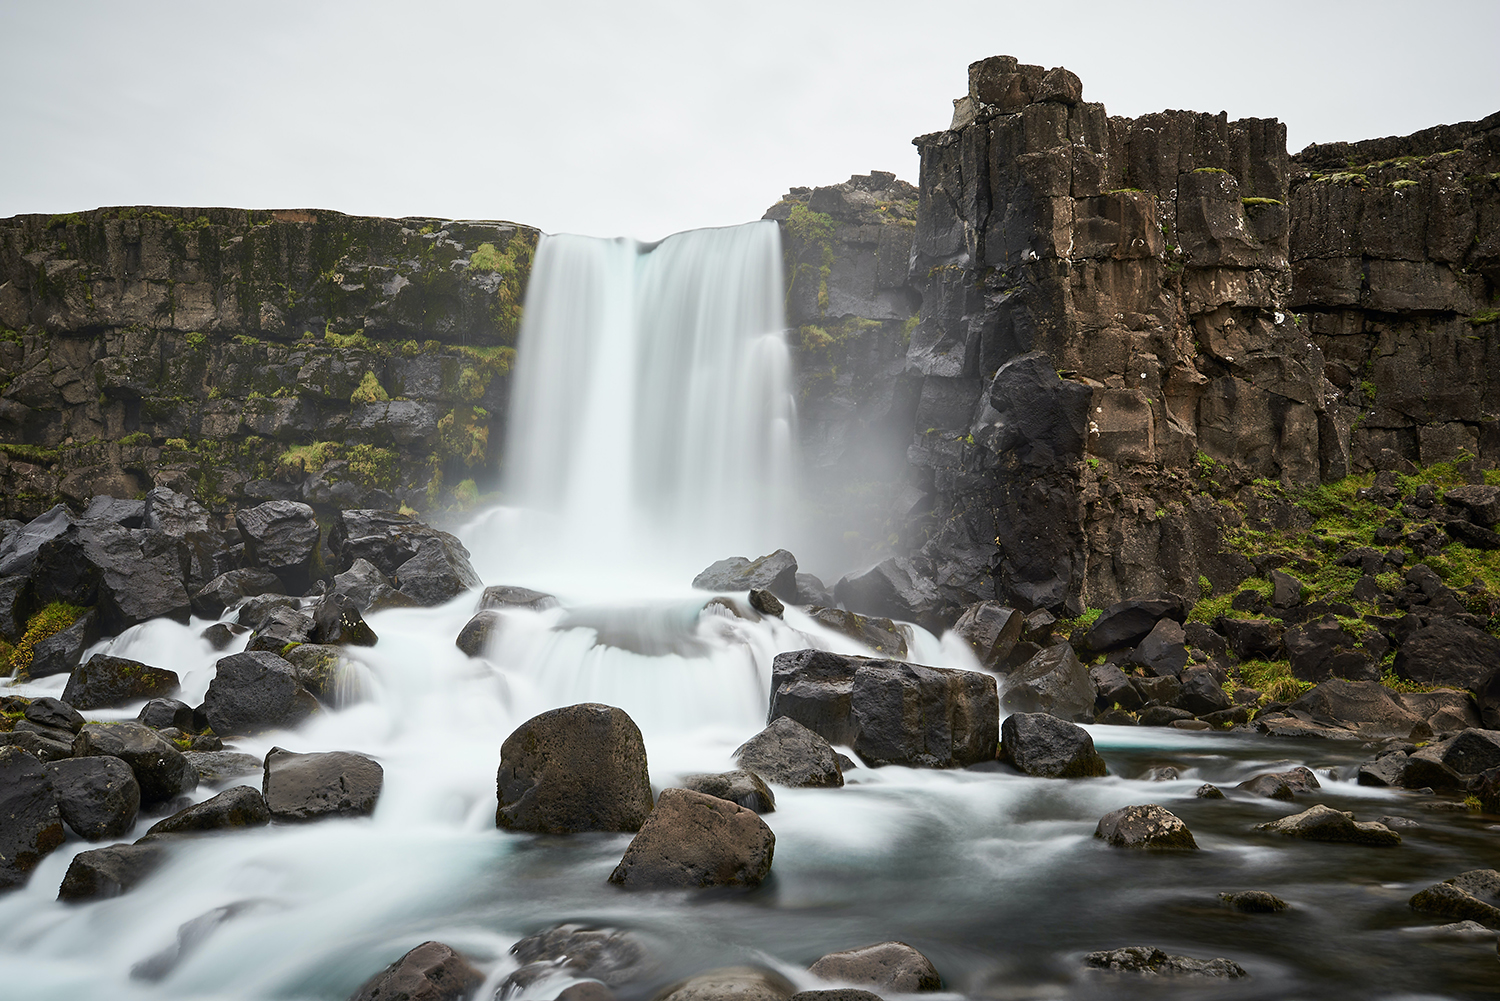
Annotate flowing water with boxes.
[1,222,1497,1001]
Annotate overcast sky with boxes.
[3,1,1497,241]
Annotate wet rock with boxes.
[1128,617,1188,677]
[1220,890,1288,913]
[607,787,775,889]
[749,588,783,617]
[137,698,198,732]
[331,558,401,613]
[31,520,192,633]
[1398,920,1499,941]
[834,556,942,630]
[736,716,845,787]
[656,966,794,1001]
[25,696,84,733]
[952,601,1025,670]
[477,584,560,612]
[1132,674,1181,707]
[46,756,139,840]
[143,487,211,535]
[1256,804,1401,845]
[1000,712,1107,778]
[1171,719,1212,731]
[694,550,799,600]
[1094,804,1198,849]
[1174,667,1231,715]
[392,532,483,606]
[0,727,73,760]
[281,644,362,706]
[1288,680,1425,738]
[1084,946,1246,978]
[0,504,74,578]
[245,603,317,653]
[806,608,908,658]
[1474,765,1500,813]
[808,941,941,992]
[58,842,166,901]
[83,495,145,528]
[1001,643,1095,722]
[61,654,180,710]
[1400,688,1481,733]
[1427,728,1500,776]
[0,574,30,641]
[1395,617,1500,692]
[1236,766,1320,800]
[506,923,649,991]
[73,722,197,805]
[191,568,285,618]
[263,747,383,822]
[199,650,320,736]
[1195,783,1225,799]
[1409,870,1500,927]
[1089,663,1143,712]
[327,510,422,575]
[28,609,99,678]
[236,500,320,590]
[1085,596,1187,652]
[456,609,501,657]
[1200,706,1251,728]
[0,746,65,891]
[496,704,653,833]
[678,769,776,814]
[1094,708,1140,726]
[311,591,378,646]
[795,572,834,607]
[235,593,300,630]
[348,940,484,1001]
[183,750,263,787]
[145,785,271,836]
[1139,706,1195,727]
[1357,752,1408,787]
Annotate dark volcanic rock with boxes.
[200,650,320,736]
[1288,680,1425,738]
[311,592,378,646]
[146,785,271,836]
[1237,766,1320,800]
[348,941,484,1001]
[1286,616,1375,682]
[236,500,320,590]
[607,787,775,889]
[808,941,942,992]
[1257,804,1401,844]
[391,533,482,606]
[0,746,65,891]
[1086,596,1187,652]
[1395,617,1500,692]
[749,588,784,617]
[1090,663,1144,712]
[477,584,560,612]
[1408,870,1500,927]
[245,603,316,653]
[834,557,942,631]
[72,722,197,805]
[679,769,776,814]
[506,923,650,991]
[1094,804,1198,849]
[694,549,799,601]
[455,609,501,657]
[1000,712,1107,778]
[1220,890,1287,913]
[806,607,908,658]
[191,568,286,619]
[952,601,1025,670]
[1174,667,1231,715]
[1085,946,1246,978]
[495,704,653,833]
[1217,618,1284,660]
[30,520,191,633]
[330,558,401,613]
[1128,617,1189,677]
[143,487,210,535]
[184,750,264,787]
[58,842,166,902]
[263,748,383,822]
[328,510,423,575]
[137,697,199,732]
[61,654,180,710]
[28,609,99,678]
[281,643,362,706]
[735,716,845,787]
[1002,642,1095,722]
[25,696,84,733]
[45,756,140,840]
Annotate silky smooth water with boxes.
[1,223,1495,1000]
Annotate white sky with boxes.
[2,0,1497,242]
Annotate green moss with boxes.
[453,478,479,508]
[118,431,150,446]
[1471,309,1499,326]
[7,602,86,678]
[324,329,372,350]
[1236,659,1313,703]
[1241,197,1284,206]
[437,406,489,468]
[1390,179,1419,190]
[185,331,207,349]
[349,370,390,404]
[1192,167,1228,174]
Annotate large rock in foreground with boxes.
[1094,805,1198,849]
[58,842,165,902]
[1408,870,1500,927]
[734,716,844,788]
[200,651,320,736]
[348,941,484,1001]
[808,941,942,992]
[263,748,383,822]
[1256,804,1401,845]
[608,788,775,889]
[767,650,998,768]
[0,746,65,892]
[496,704,653,833]
[1000,712,1107,778]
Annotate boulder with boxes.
[1139,706,1195,727]
[834,557,944,631]
[1256,804,1401,845]
[191,568,285,619]
[61,654,180,710]
[1236,766,1320,800]
[690,550,798,602]
[952,601,1025,670]
[1001,643,1095,722]
[734,716,844,788]
[806,607,908,658]
[236,593,301,630]
[657,967,794,1001]
[1084,946,1246,978]
[1285,616,1375,682]
[145,785,271,836]
[1196,783,1225,799]
[1270,570,1305,608]
[137,697,199,732]
[0,728,74,761]
[330,558,402,613]
[1217,618,1284,660]
[1444,485,1500,527]
[1000,712,1107,778]
[130,902,256,983]
[790,992,882,1001]
[142,487,210,535]
[30,521,191,633]
[496,704,653,833]
[1085,596,1187,652]
[25,696,84,733]
[1174,667,1231,716]
[348,941,484,1001]
[1133,674,1181,707]
[795,573,835,607]
[57,842,165,901]
[200,651,320,736]
[678,769,776,814]
[327,509,423,575]
[1219,890,1287,913]
[0,746,65,891]
[455,609,501,657]
[27,609,99,678]
[1419,728,1500,777]
[505,924,650,992]
[1409,870,1500,927]
[184,750,264,787]
[245,604,316,653]
[0,504,75,577]
[1090,663,1144,712]
[235,500,320,589]
[1128,617,1188,677]
[311,592,378,646]
[1400,689,1481,733]
[749,588,783,617]
[1357,752,1409,787]
[392,533,482,606]
[1395,617,1500,692]
[1094,805,1198,849]
[281,644,362,706]
[45,756,140,840]
[1474,765,1500,813]
[607,787,775,889]
[808,942,941,992]
[0,574,30,641]
[72,722,197,805]
[477,584,559,612]
[1288,680,1425,738]
[82,495,145,528]
[263,748,383,822]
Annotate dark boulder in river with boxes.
[199,651,321,736]
[692,549,799,602]
[58,842,165,902]
[679,769,776,813]
[46,756,139,840]
[146,785,271,836]
[608,787,775,890]
[496,704,653,833]
[61,654,180,710]
[1256,804,1401,845]
[263,748,383,822]
[347,940,484,1001]
[734,716,844,788]
[0,746,65,892]
[1000,642,1094,722]
[1094,804,1198,849]
[808,941,942,992]
[72,722,197,805]
[1000,712,1107,778]
[1408,870,1500,927]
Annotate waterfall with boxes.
[483,221,797,592]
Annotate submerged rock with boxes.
[808,941,941,992]
[1000,712,1107,778]
[348,941,484,1001]
[455,609,502,657]
[477,584,559,612]
[505,923,651,992]
[1256,804,1401,845]
[1094,805,1198,849]
[496,704,653,833]
[263,748,383,822]
[183,751,264,787]
[806,608,907,659]
[1085,946,1246,978]
[608,788,775,890]
[1220,890,1288,913]
[734,716,844,788]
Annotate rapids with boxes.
[0,222,1495,1000]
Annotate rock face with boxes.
[263,748,383,822]
[607,788,775,889]
[348,941,484,1001]
[61,654,180,710]
[0,746,65,891]
[46,756,140,840]
[199,651,320,736]
[495,704,653,833]
[1094,805,1198,849]
[1256,804,1401,845]
[809,941,942,992]
[766,649,998,768]
[734,716,845,788]
[1000,712,1107,778]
